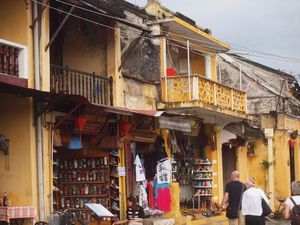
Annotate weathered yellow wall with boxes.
[63,20,108,76]
[123,78,157,110]
[0,0,34,88]
[0,94,38,209]
[246,139,267,190]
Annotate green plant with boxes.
[261,160,273,170]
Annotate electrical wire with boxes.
[32,0,300,66]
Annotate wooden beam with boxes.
[45,5,75,51]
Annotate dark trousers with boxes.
[245,215,265,225]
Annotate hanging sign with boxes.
[159,116,191,133]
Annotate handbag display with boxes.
[99,136,123,150]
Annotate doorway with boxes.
[222,144,237,188]
[290,146,296,183]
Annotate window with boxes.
[0,39,28,79]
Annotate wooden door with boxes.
[222,145,237,189]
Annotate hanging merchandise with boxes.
[154,179,171,211]
[155,136,168,161]
[157,159,171,184]
[134,155,146,182]
[139,183,148,209]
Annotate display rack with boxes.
[109,149,120,217]
[53,149,111,222]
[193,158,213,209]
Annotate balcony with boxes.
[160,75,247,119]
[50,65,113,106]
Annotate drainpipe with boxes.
[264,128,275,210]
[33,0,45,221]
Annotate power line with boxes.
[32,0,300,65]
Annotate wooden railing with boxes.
[161,75,247,113]
[50,65,113,106]
[0,44,19,76]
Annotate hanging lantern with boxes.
[75,115,87,131]
[120,121,132,136]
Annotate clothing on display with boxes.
[139,184,148,209]
[135,155,146,182]
[157,159,171,184]
[155,137,168,161]
[154,181,171,211]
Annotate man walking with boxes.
[221,171,245,225]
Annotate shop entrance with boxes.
[222,144,237,188]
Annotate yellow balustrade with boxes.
[161,74,247,114]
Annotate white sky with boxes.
[127,0,300,75]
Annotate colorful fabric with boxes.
[0,206,38,223]
[156,188,171,211]
[148,182,155,208]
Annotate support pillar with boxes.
[264,128,275,210]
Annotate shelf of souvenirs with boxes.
[62,194,109,198]
[193,186,213,189]
[194,178,213,180]
[57,158,109,170]
[194,158,212,165]
[60,181,107,184]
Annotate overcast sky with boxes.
[128,0,300,75]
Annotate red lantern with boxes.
[75,115,87,131]
[121,121,132,136]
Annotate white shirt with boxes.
[285,196,300,211]
[134,155,145,182]
[242,187,269,216]
[157,159,171,184]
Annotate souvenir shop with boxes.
[123,114,172,217]
[51,105,124,224]
[165,117,217,212]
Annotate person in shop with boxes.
[220,171,245,225]
[126,195,145,225]
[284,181,300,224]
[241,178,269,225]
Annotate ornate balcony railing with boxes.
[50,65,113,106]
[0,44,19,76]
[161,75,246,114]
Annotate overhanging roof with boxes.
[151,17,230,53]
[0,82,163,118]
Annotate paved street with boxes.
[266,218,290,225]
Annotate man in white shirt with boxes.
[241,178,269,225]
[284,181,300,224]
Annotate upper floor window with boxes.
[0,39,28,79]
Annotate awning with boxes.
[150,17,230,52]
[0,82,164,118]
[223,121,262,141]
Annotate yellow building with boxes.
[219,53,300,212]
[0,1,249,225]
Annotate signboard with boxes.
[85,203,115,218]
[117,167,126,176]
[159,116,191,133]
